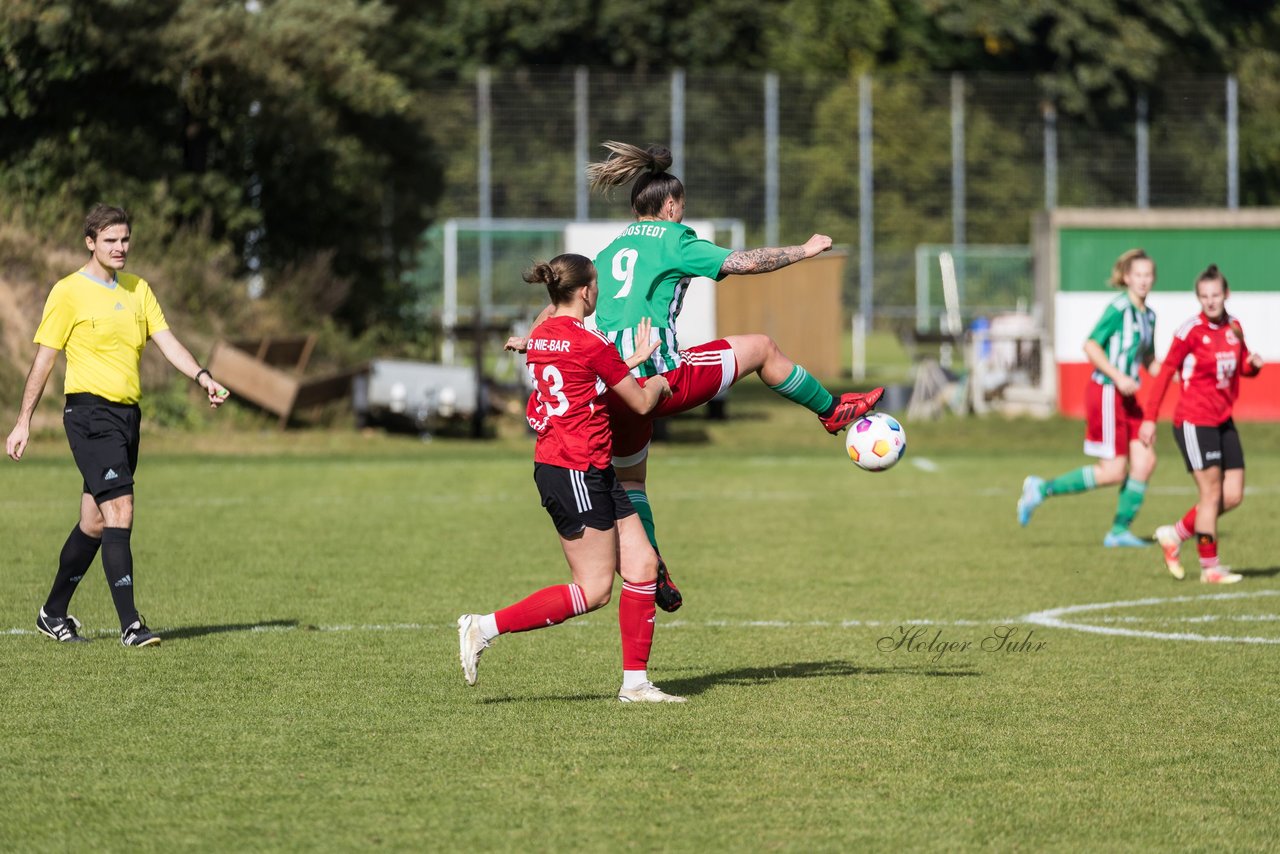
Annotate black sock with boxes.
[101,527,138,629]
[43,525,102,617]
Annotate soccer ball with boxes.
[845,412,906,471]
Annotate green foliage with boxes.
[765,0,942,73]
[1236,8,1280,205]
[5,0,1280,340]
[135,224,249,329]
[920,0,1274,114]
[0,0,444,327]
[409,0,789,74]
[139,375,207,430]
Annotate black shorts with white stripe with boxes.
[533,463,636,537]
[1173,418,1244,472]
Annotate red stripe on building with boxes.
[1057,363,1280,420]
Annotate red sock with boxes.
[1175,508,1197,541]
[494,584,586,634]
[1196,532,1219,570]
[619,580,656,671]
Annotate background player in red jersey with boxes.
[1139,264,1263,583]
[458,254,686,702]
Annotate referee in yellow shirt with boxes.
[6,204,230,647]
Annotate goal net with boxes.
[914,244,1035,333]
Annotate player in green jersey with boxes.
[510,141,883,609]
[1018,248,1161,547]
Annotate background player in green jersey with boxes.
[522,141,883,607]
[1018,248,1160,547]
[6,204,231,646]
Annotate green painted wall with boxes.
[1059,228,1280,293]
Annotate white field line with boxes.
[1020,590,1280,645]
[4,484,1280,511]
[7,592,1280,643]
[3,617,1015,639]
[1080,613,1280,624]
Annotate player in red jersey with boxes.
[458,254,686,702]
[510,142,883,611]
[1139,265,1263,583]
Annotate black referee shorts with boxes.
[63,393,141,502]
[533,462,636,538]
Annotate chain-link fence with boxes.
[416,68,1245,332]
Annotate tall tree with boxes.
[0,0,443,326]
[920,0,1274,113]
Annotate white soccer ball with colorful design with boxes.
[845,412,906,471]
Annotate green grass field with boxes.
[4,389,1280,852]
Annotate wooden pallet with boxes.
[206,335,362,428]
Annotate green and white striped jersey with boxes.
[593,221,732,377]
[1087,293,1155,385]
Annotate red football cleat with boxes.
[819,388,885,434]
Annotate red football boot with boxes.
[818,387,885,434]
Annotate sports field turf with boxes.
[4,388,1279,851]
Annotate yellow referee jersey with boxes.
[34,270,170,404]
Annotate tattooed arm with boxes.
[719,233,833,275]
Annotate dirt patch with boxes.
[0,220,79,420]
